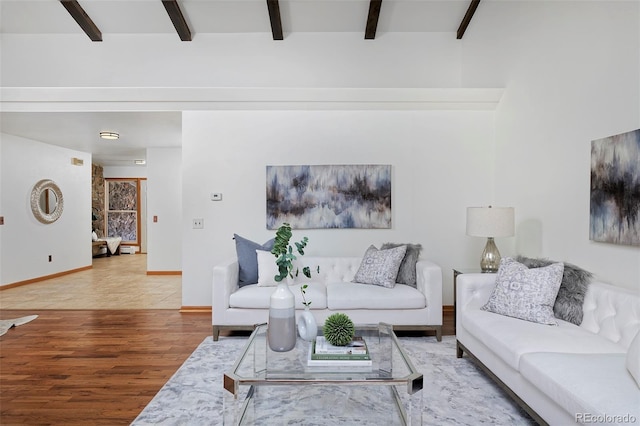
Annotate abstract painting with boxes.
[267,164,392,229]
[590,129,640,246]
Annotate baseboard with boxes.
[1,265,93,290]
[443,305,454,314]
[180,306,212,313]
[147,271,182,275]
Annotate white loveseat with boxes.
[456,273,640,425]
[212,256,443,341]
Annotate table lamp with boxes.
[466,206,515,272]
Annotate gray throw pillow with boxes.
[352,245,407,288]
[515,255,593,325]
[381,242,422,287]
[482,257,564,325]
[234,234,275,287]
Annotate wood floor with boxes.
[0,310,212,425]
[0,256,454,425]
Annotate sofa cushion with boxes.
[516,255,593,325]
[461,309,626,371]
[234,234,275,287]
[627,331,640,388]
[381,242,422,287]
[326,281,426,310]
[229,281,328,309]
[352,245,407,288]
[580,282,640,349]
[482,257,564,325]
[301,257,362,284]
[520,352,640,422]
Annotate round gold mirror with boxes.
[31,179,64,224]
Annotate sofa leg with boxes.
[212,326,220,341]
[435,326,442,342]
[456,340,464,358]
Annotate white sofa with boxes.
[212,256,443,341]
[456,273,640,425]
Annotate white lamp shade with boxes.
[466,206,515,238]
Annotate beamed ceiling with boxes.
[2,0,482,41]
[0,0,483,166]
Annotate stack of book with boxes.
[307,336,372,367]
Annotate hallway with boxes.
[0,254,181,310]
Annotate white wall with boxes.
[147,148,182,272]
[1,1,638,301]
[182,110,495,306]
[0,134,91,285]
[103,166,147,179]
[0,33,460,89]
[462,1,640,290]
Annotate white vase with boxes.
[297,306,318,342]
[267,280,296,352]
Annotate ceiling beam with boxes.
[457,0,481,39]
[162,0,192,41]
[266,0,283,40]
[59,0,102,42]
[365,0,382,40]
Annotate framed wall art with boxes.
[266,164,392,229]
[590,128,640,246]
[106,179,139,243]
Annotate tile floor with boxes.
[0,254,181,310]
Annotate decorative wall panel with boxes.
[107,180,139,243]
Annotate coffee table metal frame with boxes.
[223,322,423,425]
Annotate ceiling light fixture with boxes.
[134,160,146,165]
[99,131,119,140]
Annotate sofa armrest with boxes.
[456,273,497,314]
[416,259,443,325]
[212,259,239,323]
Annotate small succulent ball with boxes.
[323,313,355,346]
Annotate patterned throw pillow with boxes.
[381,242,422,287]
[482,257,564,325]
[352,245,407,288]
[515,255,593,325]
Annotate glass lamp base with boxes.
[480,237,501,272]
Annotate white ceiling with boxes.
[0,0,475,166]
[0,112,182,167]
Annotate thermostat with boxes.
[211,193,223,201]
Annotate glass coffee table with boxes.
[223,323,423,425]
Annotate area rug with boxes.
[0,315,38,337]
[132,336,536,425]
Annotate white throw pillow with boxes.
[482,257,564,325]
[256,249,298,287]
[256,250,278,286]
[92,231,98,241]
[352,244,407,288]
[627,331,640,388]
